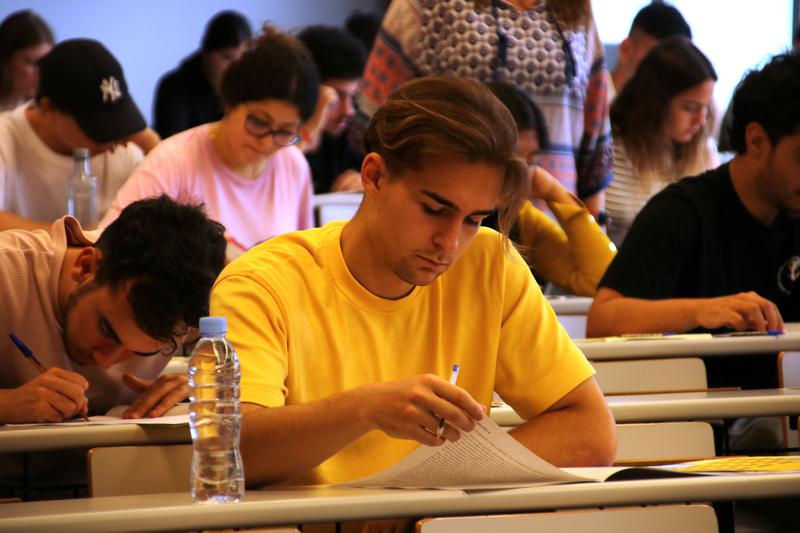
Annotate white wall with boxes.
[1,1,385,126]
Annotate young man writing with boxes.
[210,76,616,489]
[0,195,226,423]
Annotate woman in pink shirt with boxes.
[100,25,319,258]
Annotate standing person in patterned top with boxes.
[357,0,612,214]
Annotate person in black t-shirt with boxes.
[587,52,800,389]
[297,25,367,194]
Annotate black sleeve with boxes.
[599,188,700,299]
[153,75,191,139]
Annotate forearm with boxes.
[507,382,616,467]
[240,389,371,487]
[586,295,704,337]
[547,201,615,296]
[0,210,50,232]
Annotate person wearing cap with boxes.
[153,10,253,139]
[0,38,147,232]
[100,26,318,261]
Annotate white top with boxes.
[605,141,665,245]
[0,104,143,222]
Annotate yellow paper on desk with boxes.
[674,456,800,473]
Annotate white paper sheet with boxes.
[341,417,593,490]
[5,404,189,427]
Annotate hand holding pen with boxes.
[436,364,460,439]
[8,333,90,422]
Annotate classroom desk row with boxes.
[575,330,800,360]
[1,473,799,532]
[3,388,799,453]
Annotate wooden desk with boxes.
[1,473,798,532]
[0,423,189,453]
[491,388,800,426]
[546,296,593,315]
[576,331,800,361]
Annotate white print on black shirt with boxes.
[777,256,800,295]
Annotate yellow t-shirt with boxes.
[210,222,594,485]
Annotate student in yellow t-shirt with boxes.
[486,81,617,296]
[210,76,617,488]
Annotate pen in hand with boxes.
[9,333,89,421]
[436,364,460,440]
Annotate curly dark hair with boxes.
[298,25,367,82]
[94,195,226,350]
[728,52,800,154]
[220,24,319,121]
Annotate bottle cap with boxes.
[72,147,89,159]
[199,316,227,336]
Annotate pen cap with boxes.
[198,316,227,337]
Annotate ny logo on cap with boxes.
[99,76,122,103]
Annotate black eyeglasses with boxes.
[243,113,301,147]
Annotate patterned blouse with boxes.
[358,0,613,199]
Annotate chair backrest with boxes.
[779,351,800,388]
[416,504,718,532]
[313,192,363,226]
[593,357,707,394]
[615,422,716,464]
[87,444,192,497]
[557,314,587,338]
[778,351,800,448]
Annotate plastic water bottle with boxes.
[65,148,98,228]
[188,316,244,503]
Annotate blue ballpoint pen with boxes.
[436,364,460,439]
[9,333,89,420]
[9,333,48,373]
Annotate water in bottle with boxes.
[65,148,98,228]
[188,316,244,503]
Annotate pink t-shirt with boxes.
[100,124,313,250]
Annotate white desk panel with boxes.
[1,473,798,532]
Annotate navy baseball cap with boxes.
[37,39,146,143]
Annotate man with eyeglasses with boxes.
[0,195,226,424]
[99,27,319,260]
[298,25,368,193]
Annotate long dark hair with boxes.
[0,10,54,101]
[611,36,716,186]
